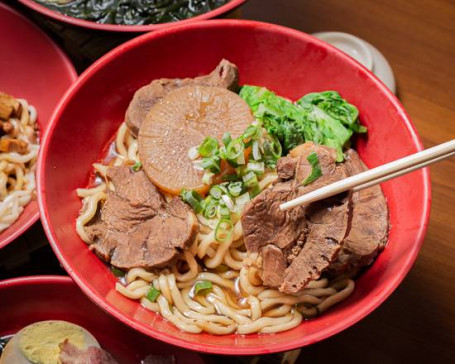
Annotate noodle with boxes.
[76,121,355,335]
[0,95,39,232]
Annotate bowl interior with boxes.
[0,276,202,363]
[0,2,76,249]
[39,20,430,355]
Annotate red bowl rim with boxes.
[37,19,431,355]
[0,2,77,250]
[17,0,248,33]
[0,275,71,290]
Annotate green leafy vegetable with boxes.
[145,286,161,302]
[298,91,366,133]
[240,86,366,161]
[303,152,323,186]
[194,280,213,295]
[131,161,142,172]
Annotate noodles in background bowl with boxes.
[0,93,39,232]
[76,121,355,335]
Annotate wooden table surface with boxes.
[2,0,454,363]
[243,0,455,362]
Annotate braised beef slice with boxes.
[88,166,198,269]
[59,340,119,364]
[126,59,239,136]
[242,142,352,294]
[327,149,389,277]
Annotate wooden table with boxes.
[2,0,454,362]
[243,0,455,362]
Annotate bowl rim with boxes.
[16,0,248,33]
[0,2,77,250]
[37,19,431,355]
[0,275,72,290]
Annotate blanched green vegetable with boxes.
[298,91,366,133]
[239,86,366,161]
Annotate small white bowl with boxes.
[312,31,396,93]
[312,31,373,70]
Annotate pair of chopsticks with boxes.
[280,139,455,211]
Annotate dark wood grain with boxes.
[242,1,455,362]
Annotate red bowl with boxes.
[0,2,76,249]
[0,276,202,363]
[37,20,431,355]
[17,0,247,32]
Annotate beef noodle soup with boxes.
[75,60,389,335]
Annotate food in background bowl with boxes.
[34,0,230,26]
[38,20,429,354]
[0,320,109,364]
[75,60,389,335]
[0,93,39,232]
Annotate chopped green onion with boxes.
[111,266,126,277]
[194,280,213,295]
[242,171,259,188]
[181,189,203,213]
[252,140,262,160]
[247,161,265,175]
[203,197,218,219]
[219,205,231,219]
[222,174,241,182]
[201,156,221,173]
[302,152,323,186]
[228,182,243,197]
[224,138,244,167]
[198,137,219,157]
[263,137,282,166]
[222,132,232,147]
[210,185,227,199]
[215,219,234,242]
[221,195,234,210]
[236,152,246,166]
[188,146,199,160]
[235,192,250,208]
[242,124,261,141]
[202,171,214,185]
[145,286,161,302]
[131,161,142,172]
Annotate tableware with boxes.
[37,19,430,354]
[0,276,203,364]
[0,2,76,249]
[281,140,454,210]
[17,0,248,33]
[312,31,396,93]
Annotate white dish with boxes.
[312,32,396,94]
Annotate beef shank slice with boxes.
[88,166,198,269]
[242,142,352,294]
[327,149,389,277]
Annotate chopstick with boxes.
[279,139,455,211]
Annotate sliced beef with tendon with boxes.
[126,59,239,136]
[327,149,389,277]
[88,166,198,269]
[242,142,352,294]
